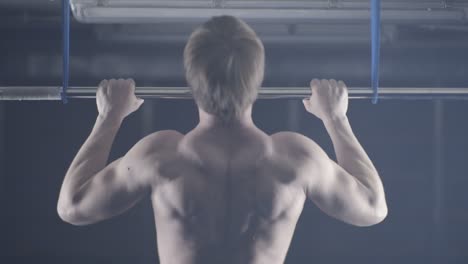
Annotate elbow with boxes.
[356,202,388,227]
[57,203,76,225]
[358,187,388,227]
[369,203,388,226]
[369,190,389,225]
[57,203,86,226]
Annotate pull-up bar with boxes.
[1,87,468,101]
[55,1,468,104]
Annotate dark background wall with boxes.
[1,1,468,263]
[1,98,468,264]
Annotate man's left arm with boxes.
[57,79,147,226]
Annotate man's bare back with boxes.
[151,125,306,264]
[57,78,387,264]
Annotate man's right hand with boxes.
[97,79,144,121]
[302,79,349,122]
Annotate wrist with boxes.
[97,113,124,126]
[323,114,348,124]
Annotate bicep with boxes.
[302,144,380,227]
[60,130,182,226]
[274,131,381,226]
[68,155,151,226]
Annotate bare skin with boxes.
[57,78,387,264]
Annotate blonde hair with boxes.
[184,16,265,123]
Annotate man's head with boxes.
[184,16,265,123]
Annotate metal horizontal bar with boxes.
[74,7,467,24]
[1,87,468,101]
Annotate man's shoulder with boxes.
[125,130,184,183]
[270,131,329,170]
[271,131,321,153]
[131,130,184,156]
[145,130,184,144]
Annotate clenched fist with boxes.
[302,79,348,121]
[97,79,144,120]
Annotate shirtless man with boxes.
[57,16,387,264]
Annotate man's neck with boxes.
[197,107,254,129]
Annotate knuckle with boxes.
[321,79,329,87]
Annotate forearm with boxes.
[58,115,122,205]
[323,115,385,197]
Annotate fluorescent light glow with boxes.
[70,0,467,24]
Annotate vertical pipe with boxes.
[371,0,381,104]
[432,99,445,259]
[0,102,5,252]
[61,0,70,103]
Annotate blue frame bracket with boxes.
[371,0,381,104]
[61,0,70,104]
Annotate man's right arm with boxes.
[299,79,387,227]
